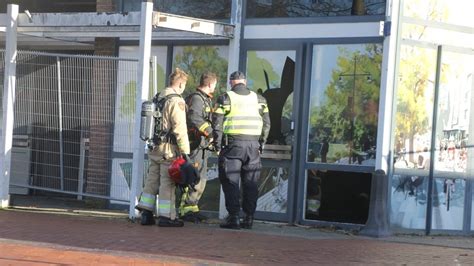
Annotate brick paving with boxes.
[0,209,473,265]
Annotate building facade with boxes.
[1,0,473,235]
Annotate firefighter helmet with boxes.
[168,156,187,184]
[168,156,200,187]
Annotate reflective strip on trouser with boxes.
[136,151,162,212]
[179,148,208,216]
[179,204,200,216]
[158,200,171,215]
[218,140,261,216]
[179,187,200,216]
[136,192,156,211]
[158,161,177,219]
[198,121,211,132]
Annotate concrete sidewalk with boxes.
[0,208,473,265]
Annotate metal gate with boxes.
[1,50,140,203]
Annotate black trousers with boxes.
[218,140,262,216]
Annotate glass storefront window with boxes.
[433,51,473,176]
[256,166,289,213]
[156,0,230,20]
[246,50,296,145]
[198,162,220,212]
[0,0,95,13]
[472,191,474,230]
[172,46,229,98]
[390,45,436,230]
[246,0,385,18]
[430,51,472,231]
[390,174,428,229]
[431,178,465,230]
[121,0,230,20]
[308,44,381,165]
[392,45,436,173]
[198,163,290,213]
[403,0,474,28]
[401,24,473,51]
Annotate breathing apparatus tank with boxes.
[140,100,156,142]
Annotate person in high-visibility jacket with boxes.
[212,71,270,229]
[135,68,190,227]
[179,72,218,223]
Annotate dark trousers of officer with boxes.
[218,140,261,216]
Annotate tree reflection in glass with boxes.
[308,44,382,165]
[246,0,385,18]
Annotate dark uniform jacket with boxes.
[185,88,213,151]
[212,83,271,148]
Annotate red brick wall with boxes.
[86,0,119,196]
[96,0,116,12]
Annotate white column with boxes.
[0,4,18,209]
[129,1,153,219]
[226,0,242,86]
[219,0,243,219]
[375,0,401,173]
[468,73,474,178]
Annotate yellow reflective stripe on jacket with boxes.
[214,104,230,114]
[223,91,263,136]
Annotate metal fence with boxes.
[1,50,141,203]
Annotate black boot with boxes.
[181,212,208,224]
[180,212,200,224]
[220,215,240,230]
[140,210,155,225]
[241,215,254,229]
[157,216,184,227]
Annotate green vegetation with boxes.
[174,46,228,98]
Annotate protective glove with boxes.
[206,142,216,152]
[208,141,220,153]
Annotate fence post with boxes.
[0,4,18,208]
[77,137,87,200]
[129,1,153,219]
[151,56,158,97]
[56,56,65,191]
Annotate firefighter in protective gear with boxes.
[135,68,190,227]
[212,71,270,229]
[180,72,218,223]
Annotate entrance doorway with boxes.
[242,46,300,222]
[301,42,383,225]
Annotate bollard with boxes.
[360,169,391,237]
